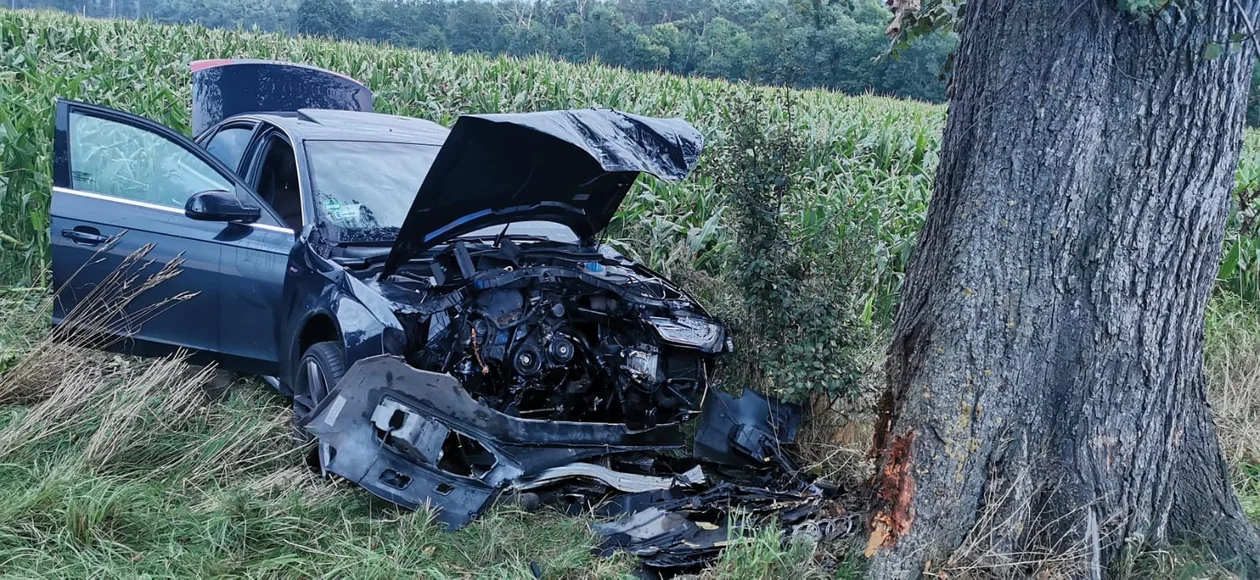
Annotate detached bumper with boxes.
[299,355,684,529]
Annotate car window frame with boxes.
[53,101,289,230]
[199,121,258,175]
[60,106,238,211]
[240,124,309,231]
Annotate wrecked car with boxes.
[51,61,854,570]
[50,60,725,513]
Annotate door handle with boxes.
[62,226,108,245]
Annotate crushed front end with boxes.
[301,355,690,527]
[303,236,729,528]
[387,238,727,429]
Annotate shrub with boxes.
[712,90,871,402]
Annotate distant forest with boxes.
[13,0,1260,125]
[10,0,956,102]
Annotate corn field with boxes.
[2,9,1259,315]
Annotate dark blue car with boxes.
[50,60,728,524]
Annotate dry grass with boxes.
[795,327,887,486]
[0,242,199,458]
[1204,295,1260,467]
[0,239,293,485]
[1204,295,1260,531]
[0,240,194,405]
[928,465,1097,580]
[83,356,214,467]
[175,389,298,484]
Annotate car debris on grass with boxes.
[304,355,856,573]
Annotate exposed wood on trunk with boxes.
[868,1,1260,576]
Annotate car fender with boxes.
[280,242,403,387]
[334,272,406,364]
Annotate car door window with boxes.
[203,124,255,173]
[69,111,232,208]
[253,135,304,231]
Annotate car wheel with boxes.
[292,341,346,444]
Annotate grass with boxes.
[1205,294,1260,525]
[0,318,846,577]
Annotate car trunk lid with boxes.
[190,59,374,136]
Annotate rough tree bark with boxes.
[868,1,1260,576]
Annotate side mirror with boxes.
[185,190,261,223]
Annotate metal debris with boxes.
[300,355,854,572]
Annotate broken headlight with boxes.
[648,316,724,353]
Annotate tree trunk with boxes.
[868,1,1260,577]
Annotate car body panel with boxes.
[50,187,225,358]
[190,59,374,136]
[214,226,294,373]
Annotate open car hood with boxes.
[380,110,703,278]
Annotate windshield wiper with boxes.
[493,223,511,247]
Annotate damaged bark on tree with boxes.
[869,0,1260,576]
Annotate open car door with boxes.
[190,59,374,136]
[50,99,292,374]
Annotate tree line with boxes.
[19,0,1260,122]
[15,0,956,102]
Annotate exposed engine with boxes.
[381,238,726,428]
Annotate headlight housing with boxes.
[648,316,725,353]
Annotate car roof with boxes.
[246,109,450,145]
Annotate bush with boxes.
[712,90,872,402]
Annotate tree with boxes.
[296,0,354,37]
[19,0,958,103]
[445,0,498,53]
[697,16,753,79]
[579,4,637,67]
[867,1,1260,576]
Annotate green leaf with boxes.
[1222,241,1241,279]
[1203,43,1225,60]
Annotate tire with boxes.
[291,341,346,444]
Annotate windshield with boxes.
[305,140,437,240]
[305,139,581,245]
